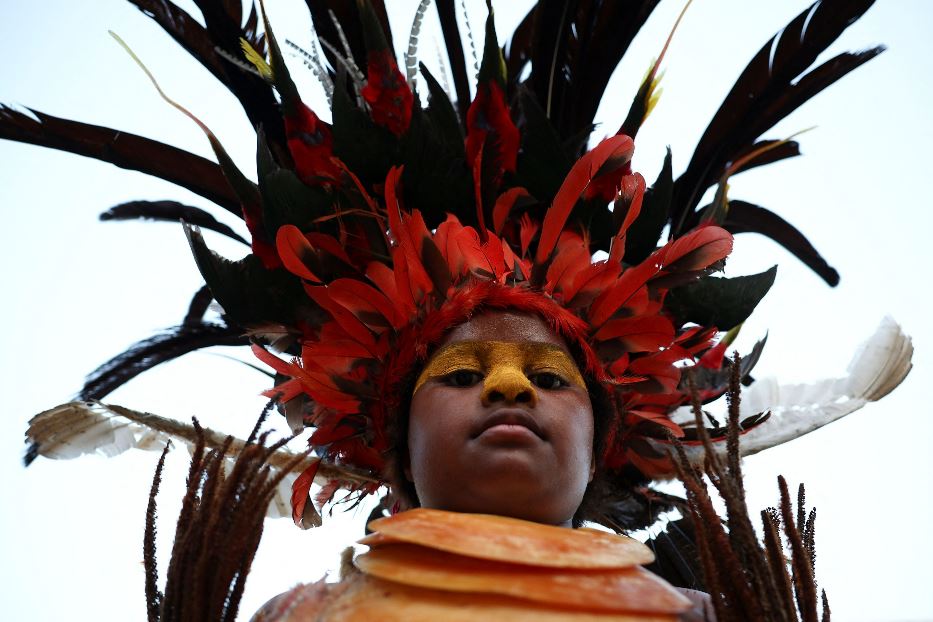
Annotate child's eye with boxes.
[444,370,483,387]
[529,372,567,390]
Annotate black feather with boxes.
[129,0,284,150]
[100,200,249,245]
[672,0,882,228]
[723,200,840,286]
[0,105,241,214]
[184,285,214,326]
[527,0,660,144]
[79,323,247,401]
[435,0,473,121]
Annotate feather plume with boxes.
[24,401,377,518]
[660,316,913,471]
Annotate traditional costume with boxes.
[8,0,912,620]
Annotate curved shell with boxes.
[354,543,690,613]
[364,508,655,568]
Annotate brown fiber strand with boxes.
[144,443,170,622]
[674,369,832,621]
[671,433,761,621]
[688,375,764,621]
[779,476,819,622]
[805,507,817,594]
[146,401,311,622]
[762,508,796,621]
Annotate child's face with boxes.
[405,312,595,526]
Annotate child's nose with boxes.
[481,366,538,407]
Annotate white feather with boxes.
[25,401,376,520]
[658,316,913,469]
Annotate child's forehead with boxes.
[442,312,567,348]
[431,340,568,361]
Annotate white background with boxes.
[1,1,931,620]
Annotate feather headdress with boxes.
[6,0,908,530]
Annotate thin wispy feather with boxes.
[434,41,456,104]
[460,0,480,78]
[125,0,283,147]
[319,37,366,92]
[239,37,273,81]
[328,9,366,84]
[405,0,434,90]
[286,39,335,104]
[434,0,471,118]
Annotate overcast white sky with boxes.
[1,1,931,620]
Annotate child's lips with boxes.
[473,408,544,440]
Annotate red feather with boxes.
[465,81,519,179]
[327,278,403,330]
[304,232,353,267]
[290,459,321,528]
[333,159,388,245]
[472,141,487,235]
[492,187,530,234]
[453,226,493,277]
[536,135,635,265]
[588,259,659,329]
[284,103,340,184]
[361,49,413,137]
[275,225,323,282]
[628,347,689,393]
[626,409,684,436]
[593,315,675,352]
[655,225,733,276]
[384,167,433,301]
[518,213,539,258]
[251,342,294,375]
[480,231,508,281]
[302,339,373,363]
[303,285,377,351]
[366,261,411,317]
[433,214,460,266]
[608,173,646,263]
[563,261,621,308]
[545,232,589,296]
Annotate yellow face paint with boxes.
[413,341,586,400]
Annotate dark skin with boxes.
[405,312,595,527]
[402,311,713,620]
[260,311,711,620]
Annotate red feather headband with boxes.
[252,152,734,524]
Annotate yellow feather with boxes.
[240,37,274,82]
